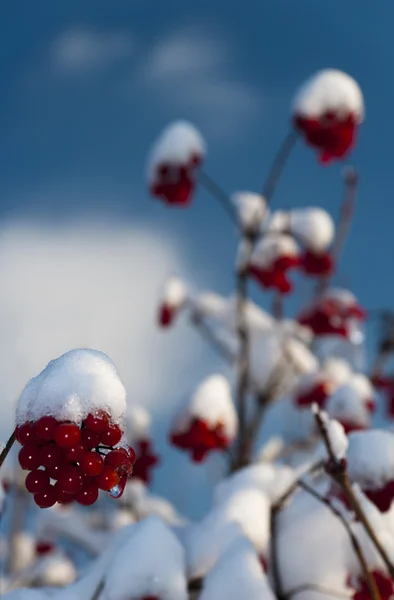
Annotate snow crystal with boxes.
[200,537,275,600]
[292,69,364,121]
[103,516,188,600]
[16,349,127,427]
[172,374,237,439]
[147,120,205,183]
[186,488,270,579]
[160,275,188,308]
[347,430,394,489]
[250,233,299,269]
[231,191,268,231]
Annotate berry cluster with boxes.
[16,412,136,509]
[151,153,202,206]
[298,296,366,338]
[171,418,230,463]
[131,439,160,485]
[249,254,301,295]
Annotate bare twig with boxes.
[0,429,16,469]
[262,130,298,203]
[198,170,238,225]
[190,312,235,363]
[314,408,394,579]
[90,578,105,600]
[299,481,380,600]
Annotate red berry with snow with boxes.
[55,423,81,448]
[16,422,40,446]
[34,416,59,442]
[101,423,122,446]
[84,411,109,434]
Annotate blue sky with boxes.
[0,1,393,516]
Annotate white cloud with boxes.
[136,28,261,138]
[0,219,211,440]
[51,27,134,74]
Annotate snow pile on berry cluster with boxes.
[292,69,364,121]
[325,373,374,431]
[269,207,334,253]
[347,430,394,490]
[16,349,126,427]
[158,275,188,326]
[200,537,275,600]
[250,234,300,270]
[171,375,238,441]
[232,191,267,232]
[147,121,205,183]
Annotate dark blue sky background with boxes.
[0,0,392,516]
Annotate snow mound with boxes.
[250,234,299,269]
[292,69,364,121]
[103,516,188,600]
[16,349,126,426]
[232,191,267,232]
[347,430,394,490]
[200,537,275,600]
[160,275,188,309]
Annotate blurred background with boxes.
[0,0,393,517]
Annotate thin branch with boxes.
[299,481,381,600]
[0,429,16,469]
[314,408,394,579]
[189,313,235,363]
[90,578,105,600]
[262,129,298,203]
[198,169,238,225]
[273,461,324,511]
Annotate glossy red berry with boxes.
[81,429,101,449]
[39,443,62,468]
[36,540,55,555]
[54,482,74,505]
[81,452,104,477]
[54,423,81,448]
[19,445,41,470]
[58,466,84,494]
[46,463,64,480]
[63,443,86,463]
[96,467,119,491]
[75,484,99,506]
[25,470,50,494]
[101,424,122,446]
[105,449,133,475]
[84,411,109,434]
[16,422,40,446]
[34,416,58,442]
[34,485,57,508]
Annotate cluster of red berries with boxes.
[295,381,329,409]
[294,111,358,165]
[132,439,160,485]
[158,303,176,328]
[301,249,334,277]
[248,255,301,295]
[16,412,136,509]
[350,571,394,600]
[298,297,366,338]
[150,153,202,206]
[171,418,230,463]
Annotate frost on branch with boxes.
[347,430,394,512]
[157,275,188,328]
[200,537,275,600]
[103,516,188,600]
[248,233,300,294]
[147,120,205,206]
[231,191,268,234]
[170,374,238,462]
[186,488,270,579]
[292,68,364,163]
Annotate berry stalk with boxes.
[0,429,16,469]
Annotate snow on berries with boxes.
[231,191,268,235]
[157,275,188,328]
[325,373,374,433]
[248,234,300,294]
[298,288,366,338]
[147,120,205,206]
[347,430,394,512]
[15,349,135,508]
[170,375,237,462]
[292,69,364,164]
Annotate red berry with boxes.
[81,429,101,449]
[46,463,64,480]
[39,443,62,468]
[36,541,54,555]
[63,443,86,463]
[34,485,57,508]
[34,417,58,442]
[81,452,104,477]
[54,423,81,448]
[84,411,109,434]
[75,483,99,506]
[96,467,119,491]
[105,449,133,475]
[54,482,74,504]
[16,422,40,446]
[58,466,84,494]
[101,424,122,446]
[25,469,50,494]
[19,445,41,470]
